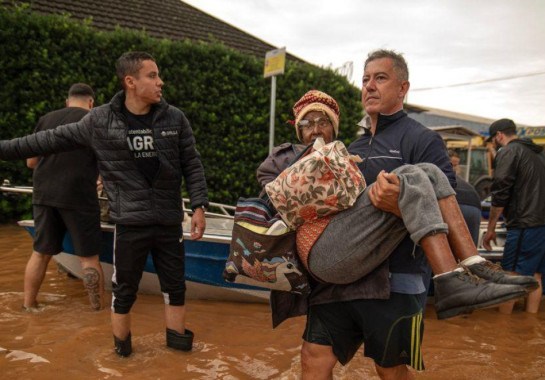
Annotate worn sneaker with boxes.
[114,333,132,357]
[468,260,539,291]
[434,269,527,320]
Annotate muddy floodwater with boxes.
[1,223,544,379]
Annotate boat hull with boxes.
[18,219,269,303]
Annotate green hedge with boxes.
[0,5,362,221]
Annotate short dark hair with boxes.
[68,83,94,99]
[365,49,409,82]
[115,51,156,88]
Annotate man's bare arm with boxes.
[483,205,504,251]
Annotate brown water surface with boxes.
[1,224,544,379]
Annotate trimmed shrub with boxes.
[0,6,362,221]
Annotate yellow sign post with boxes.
[264,47,286,154]
[264,47,286,78]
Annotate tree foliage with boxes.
[0,6,362,221]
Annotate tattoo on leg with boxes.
[83,267,102,311]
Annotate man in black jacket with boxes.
[0,52,208,357]
[483,118,545,314]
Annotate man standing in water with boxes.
[0,52,208,357]
[24,83,104,311]
[483,118,545,314]
[298,50,533,380]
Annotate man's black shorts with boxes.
[33,205,101,257]
[111,224,186,313]
[303,293,424,370]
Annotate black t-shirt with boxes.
[32,107,99,211]
[124,107,160,184]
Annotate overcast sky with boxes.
[183,0,545,126]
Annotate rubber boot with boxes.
[114,332,132,357]
[166,328,194,351]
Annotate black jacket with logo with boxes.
[0,91,208,226]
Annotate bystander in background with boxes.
[483,118,545,314]
[24,83,104,311]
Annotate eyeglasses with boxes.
[297,117,331,131]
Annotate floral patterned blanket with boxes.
[265,138,366,229]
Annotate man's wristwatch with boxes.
[193,205,207,213]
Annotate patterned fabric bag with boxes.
[223,197,310,295]
[265,138,366,229]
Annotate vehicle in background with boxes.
[429,126,495,200]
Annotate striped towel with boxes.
[234,197,283,228]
